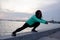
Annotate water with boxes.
[0,21,60,36]
[0,21,32,36]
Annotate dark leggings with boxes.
[13,22,40,33]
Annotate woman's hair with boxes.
[35,10,42,19]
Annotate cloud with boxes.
[0,0,60,20]
[1,0,59,13]
[41,1,60,21]
[0,11,32,19]
[0,13,6,19]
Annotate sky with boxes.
[0,0,58,13]
[0,0,60,21]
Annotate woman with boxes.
[12,10,48,36]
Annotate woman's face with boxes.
[35,10,42,19]
[37,12,42,18]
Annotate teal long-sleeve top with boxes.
[26,15,47,25]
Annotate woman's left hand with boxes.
[45,21,48,24]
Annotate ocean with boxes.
[0,21,60,36]
[0,21,28,36]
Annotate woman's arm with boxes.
[33,16,47,24]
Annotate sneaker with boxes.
[32,30,38,32]
[12,32,16,36]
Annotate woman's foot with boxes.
[12,32,16,36]
[32,30,38,32]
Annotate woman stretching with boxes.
[12,10,48,36]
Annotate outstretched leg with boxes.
[32,22,40,32]
[12,23,28,36]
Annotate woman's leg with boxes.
[32,22,40,32]
[12,23,28,36]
